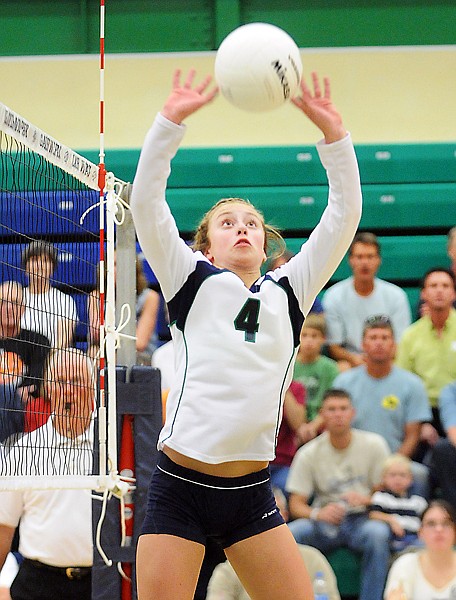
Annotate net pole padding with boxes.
[114,183,137,370]
[0,102,99,190]
[119,414,135,596]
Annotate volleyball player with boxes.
[130,69,362,600]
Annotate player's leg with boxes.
[136,533,205,600]
[224,523,312,600]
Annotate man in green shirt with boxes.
[396,267,456,458]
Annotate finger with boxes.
[172,69,182,89]
[194,73,214,94]
[323,76,331,99]
[204,86,219,102]
[311,72,321,97]
[298,75,312,99]
[183,68,196,89]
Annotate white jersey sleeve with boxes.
[271,135,362,316]
[130,113,202,303]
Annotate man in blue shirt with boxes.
[333,314,431,495]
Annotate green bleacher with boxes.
[90,141,454,318]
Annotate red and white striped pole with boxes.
[98,0,107,465]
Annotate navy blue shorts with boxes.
[141,452,284,548]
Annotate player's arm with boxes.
[130,70,218,302]
[285,74,362,314]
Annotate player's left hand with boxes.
[292,72,347,143]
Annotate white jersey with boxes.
[131,113,362,464]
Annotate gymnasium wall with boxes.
[1,0,456,55]
[1,2,455,150]
[1,47,456,151]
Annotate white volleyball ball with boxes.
[214,23,303,112]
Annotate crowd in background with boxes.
[0,225,455,599]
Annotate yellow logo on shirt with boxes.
[382,395,399,410]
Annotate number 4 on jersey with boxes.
[234,298,260,342]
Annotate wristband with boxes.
[310,508,320,521]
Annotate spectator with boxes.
[384,500,456,600]
[21,241,78,348]
[206,488,341,600]
[0,281,50,443]
[448,226,456,278]
[270,381,306,497]
[333,314,431,494]
[369,454,427,553]
[293,314,340,445]
[286,388,391,600]
[0,348,94,600]
[396,267,456,458]
[429,380,456,511]
[322,232,411,368]
[417,226,456,318]
[135,258,160,362]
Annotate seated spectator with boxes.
[417,226,456,318]
[396,267,456,461]
[322,232,411,368]
[384,500,456,600]
[0,348,94,600]
[135,258,160,363]
[270,381,306,497]
[0,281,50,444]
[333,314,431,495]
[448,226,456,279]
[206,487,341,600]
[21,241,78,348]
[429,379,456,511]
[286,388,391,600]
[369,454,427,553]
[293,314,340,445]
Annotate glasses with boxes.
[422,519,455,530]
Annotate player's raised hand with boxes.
[292,72,347,144]
[161,69,218,125]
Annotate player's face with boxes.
[382,466,412,496]
[205,203,266,272]
[421,271,456,312]
[348,242,381,282]
[362,327,395,362]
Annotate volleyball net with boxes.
[0,101,121,492]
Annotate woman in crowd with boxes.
[385,499,456,599]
